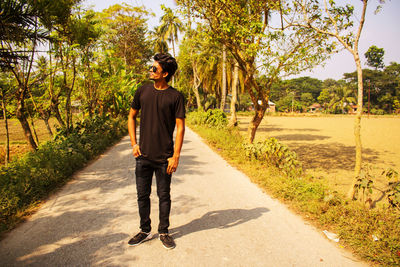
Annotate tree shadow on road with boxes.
[170,207,269,239]
[0,208,132,266]
[0,136,138,265]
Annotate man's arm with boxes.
[167,118,185,174]
[128,108,141,157]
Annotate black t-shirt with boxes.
[131,83,185,163]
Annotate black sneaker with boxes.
[128,232,153,246]
[159,233,176,249]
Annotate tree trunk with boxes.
[16,98,37,151]
[65,88,72,130]
[220,44,227,111]
[240,62,267,143]
[51,98,65,127]
[1,90,10,165]
[247,105,266,144]
[192,63,203,111]
[229,61,239,127]
[43,113,53,136]
[47,42,62,130]
[171,35,176,87]
[65,57,77,132]
[244,70,267,143]
[27,107,39,145]
[347,52,364,199]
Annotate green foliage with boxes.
[158,4,183,57]
[394,99,400,113]
[370,108,385,115]
[100,3,153,73]
[243,138,302,178]
[187,109,228,129]
[0,116,127,233]
[383,169,400,210]
[365,45,385,70]
[353,165,374,204]
[276,94,303,112]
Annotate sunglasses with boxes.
[149,66,158,73]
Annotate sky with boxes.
[83,0,400,81]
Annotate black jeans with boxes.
[135,157,172,234]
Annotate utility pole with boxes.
[368,80,370,118]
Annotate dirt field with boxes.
[0,118,57,164]
[237,114,400,201]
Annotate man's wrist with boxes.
[133,144,138,149]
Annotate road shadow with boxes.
[174,154,205,177]
[58,137,138,200]
[0,137,139,265]
[0,208,132,266]
[170,207,270,239]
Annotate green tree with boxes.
[329,81,356,114]
[364,45,385,70]
[100,4,153,73]
[158,4,183,58]
[151,26,169,54]
[180,0,333,143]
[228,60,240,127]
[29,55,53,136]
[300,92,314,108]
[73,9,102,118]
[0,73,15,165]
[317,88,331,110]
[380,62,400,113]
[178,27,235,111]
[272,77,323,106]
[0,0,59,150]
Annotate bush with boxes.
[187,109,228,129]
[371,108,386,115]
[0,116,127,233]
[243,138,302,178]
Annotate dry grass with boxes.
[237,114,400,205]
[0,118,58,164]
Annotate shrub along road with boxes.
[0,128,366,266]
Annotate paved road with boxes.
[0,128,366,266]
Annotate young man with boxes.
[127,53,185,249]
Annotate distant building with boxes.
[71,100,82,114]
[267,100,276,113]
[308,103,322,113]
[348,104,358,114]
[257,100,276,113]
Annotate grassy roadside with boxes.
[187,111,400,266]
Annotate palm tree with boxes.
[0,0,47,150]
[329,82,356,114]
[158,5,183,58]
[151,26,169,54]
[0,0,46,69]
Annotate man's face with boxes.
[149,61,167,81]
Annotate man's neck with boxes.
[153,80,169,90]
